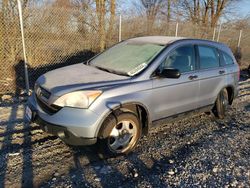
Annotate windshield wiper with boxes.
[94,66,130,77]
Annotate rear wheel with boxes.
[98,112,141,158]
[213,89,229,119]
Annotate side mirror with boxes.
[159,68,181,79]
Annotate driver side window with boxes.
[160,45,195,73]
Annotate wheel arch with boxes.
[224,85,235,105]
[96,102,151,137]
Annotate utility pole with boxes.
[119,14,122,42]
[17,0,30,94]
[175,22,178,37]
[217,23,222,42]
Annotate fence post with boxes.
[17,0,30,94]
[212,28,216,41]
[217,23,222,42]
[118,14,122,42]
[237,30,242,47]
[175,22,178,37]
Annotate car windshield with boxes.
[90,41,165,76]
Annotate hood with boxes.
[36,63,129,95]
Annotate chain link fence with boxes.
[1,5,101,94]
[0,4,249,94]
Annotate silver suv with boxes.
[26,36,239,157]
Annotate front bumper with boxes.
[35,116,97,145]
[27,93,103,145]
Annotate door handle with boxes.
[188,75,198,80]
[219,70,225,74]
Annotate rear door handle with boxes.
[219,70,225,74]
[188,75,198,80]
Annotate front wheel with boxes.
[213,89,229,119]
[97,112,141,158]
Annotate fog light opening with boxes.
[57,131,66,138]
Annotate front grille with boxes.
[36,86,51,100]
[36,95,62,115]
[35,85,61,115]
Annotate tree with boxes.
[95,0,106,51]
[140,0,164,34]
[95,0,117,51]
[181,0,235,27]
[52,0,73,33]
[167,0,171,22]
[210,0,227,27]
[72,0,116,51]
[71,0,94,34]
[107,0,116,42]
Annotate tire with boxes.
[213,89,229,119]
[97,112,141,158]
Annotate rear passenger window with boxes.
[161,45,195,73]
[221,51,234,66]
[198,46,219,69]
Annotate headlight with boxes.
[53,90,102,108]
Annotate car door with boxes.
[220,50,239,90]
[195,45,226,108]
[151,44,200,120]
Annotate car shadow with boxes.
[240,69,250,82]
[14,50,95,95]
[245,104,250,111]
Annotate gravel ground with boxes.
[0,78,249,188]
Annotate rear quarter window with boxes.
[221,51,234,66]
[198,46,219,69]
